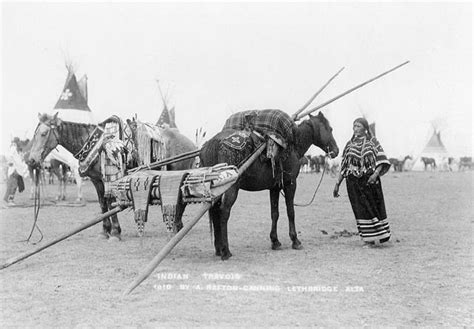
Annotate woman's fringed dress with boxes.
[341,136,391,243]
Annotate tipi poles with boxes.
[296,61,410,120]
[291,67,345,120]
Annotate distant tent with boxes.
[156,106,177,128]
[359,108,376,137]
[412,127,450,171]
[169,107,176,128]
[52,67,95,124]
[369,122,376,137]
[77,75,88,102]
[155,80,177,129]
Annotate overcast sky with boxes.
[1,2,472,158]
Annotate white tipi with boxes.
[412,125,450,171]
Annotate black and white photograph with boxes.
[0,1,472,327]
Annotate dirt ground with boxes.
[0,170,472,328]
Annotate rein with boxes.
[23,167,44,244]
[284,147,331,207]
[294,156,327,207]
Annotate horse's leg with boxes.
[209,201,223,256]
[61,178,66,201]
[90,178,111,239]
[283,183,302,250]
[55,174,61,201]
[269,187,282,250]
[107,195,121,241]
[215,186,239,260]
[76,175,83,202]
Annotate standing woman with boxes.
[333,118,391,246]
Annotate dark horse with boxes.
[389,155,412,172]
[200,111,339,260]
[28,113,198,240]
[28,113,123,239]
[421,157,437,171]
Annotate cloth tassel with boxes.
[162,205,177,233]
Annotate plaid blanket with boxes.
[222,109,296,148]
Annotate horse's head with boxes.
[306,112,339,158]
[28,113,62,167]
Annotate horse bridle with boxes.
[34,121,61,162]
[310,116,335,157]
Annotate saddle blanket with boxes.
[222,109,296,148]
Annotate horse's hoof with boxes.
[220,251,232,261]
[292,240,303,250]
[271,241,282,250]
[108,235,121,242]
[98,232,109,239]
[215,250,222,257]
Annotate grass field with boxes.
[0,170,472,327]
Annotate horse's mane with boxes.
[61,120,96,131]
[298,112,331,132]
[39,113,96,130]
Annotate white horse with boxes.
[45,146,83,202]
[325,156,341,177]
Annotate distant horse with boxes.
[421,157,437,171]
[458,157,474,171]
[200,111,339,260]
[389,155,412,172]
[28,113,197,240]
[325,157,340,177]
[311,155,326,173]
[299,155,311,173]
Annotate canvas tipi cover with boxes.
[412,129,450,170]
[52,69,95,124]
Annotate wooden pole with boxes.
[291,67,344,120]
[296,61,410,120]
[127,149,201,174]
[122,143,267,296]
[0,207,125,270]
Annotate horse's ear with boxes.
[53,112,59,121]
[38,113,43,120]
[308,113,313,118]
